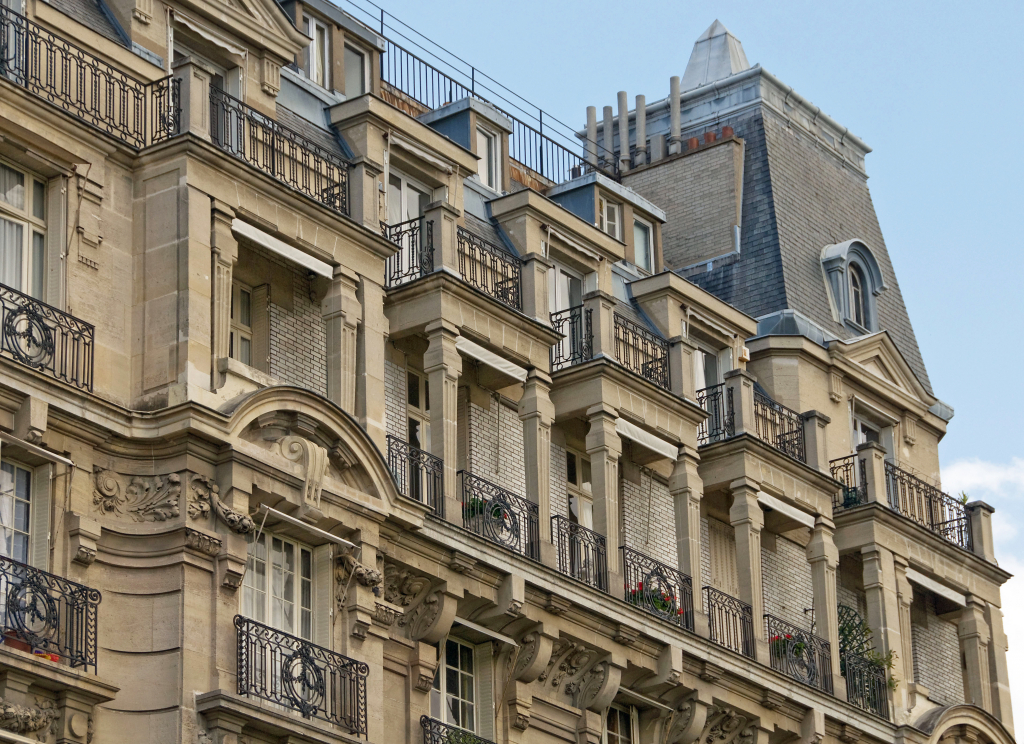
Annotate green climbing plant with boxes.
[838,604,899,691]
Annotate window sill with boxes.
[217,357,281,391]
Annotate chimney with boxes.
[669,75,682,155]
[618,91,630,172]
[634,95,646,167]
[603,106,614,168]
[586,106,598,166]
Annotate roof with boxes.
[680,20,751,92]
[48,0,128,47]
[276,105,351,161]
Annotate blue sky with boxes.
[340,0,1024,710]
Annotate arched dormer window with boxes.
[821,240,887,332]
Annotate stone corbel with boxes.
[902,413,918,446]
[14,396,47,444]
[410,641,439,694]
[800,709,825,744]
[402,588,458,644]
[575,658,621,712]
[259,52,281,96]
[639,643,683,689]
[512,626,555,683]
[666,691,710,744]
[280,435,330,512]
[829,370,844,404]
[68,513,101,567]
[475,574,525,622]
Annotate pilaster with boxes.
[211,204,237,390]
[984,602,1014,732]
[357,276,389,450]
[729,477,767,662]
[586,403,622,582]
[723,368,756,437]
[801,410,830,473]
[857,441,888,503]
[519,369,555,561]
[959,596,993,712]
[806,515,843,697]
[424,320,462,515]
[323,267,360,414]
[583,290,617,360]
[669,449,707,634]
[862,545,909,718]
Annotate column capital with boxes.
[728,476,761,496]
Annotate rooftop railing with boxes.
[456,227,522,311]
[0,4,178,148]
[885,461,972,550]
[830,454,867,510]
[552,515,607,592]
[210,88,349,216]
[621,546,694,631]
[766,614,833,694]
[1,282,94,391]
[550,305,592,371]
[696,383,733,445]
[613,314,669,389]
[459,470,539,560]
[703,586,754,658]
[0,555,101,672]
[421,716,495,744]
[386,434,444,517]
[383,218,433,288]
[234,615,368,735]
[753,391,806,462]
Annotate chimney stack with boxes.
[669,75,682,155]
[617,91,630,172]
[634,95,646,167]
[603,106,614,169]
[586,106,598,166]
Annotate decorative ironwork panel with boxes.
[613,314,669,389]
[383,218,434,288]
[550,305,592,371]
[696,383,734,445]
[387,435,444,517]
[830,455,868,510]
[234,615,368,734]
[455,228,522,311]
[552,515,607,592]
[842,651,890,720]
[753,391,806,462]
[209,88,349,216]
[702,586,754,658]
[765,614,833,693]
[0,282,94,390]
[0,5,177,148]
[885,461,972,550]
[459,471,539,560]
[621,546,694,631]
[0,555,101,672]
[150,75,181,145]
[420,716,495,744]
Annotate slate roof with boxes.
[47,0,128,47]
[276,106,351,161]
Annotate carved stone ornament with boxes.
[666,698,697,744]
[185,528,222,557]
[512,633,539,677]
[400,590,441,637]
[699,706,754,744]
[0,697,58,741]
[337,550,383,589]
[74,546,96,566]
[188,475,255,534]
[93,470,181,522]
[281,435,330,509]
[572,661,607,709]
[373,603,401,627]
[382,562,431,608]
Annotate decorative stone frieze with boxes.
[184,528,222,557]
[0,697,58,741]
[188,475,255,534]
[93,470,181,522]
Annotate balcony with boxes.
[765,614,833,694]
[842,652,890,720]
[613,314,669,389]
[209,88,349,217]
[830,454,867,510]
[458,470,539,560]
[0,283,94,390]
[703,586,754,658]
[696,383,733,445]
[421,716,495,744]
[386,435,444,517]
[0,555,101,672]
[383,218,434,288]
[885,461,971,550]
[753,391,806,462]
[455,227,522,311]
[621,547,694,631]
[549,305,592,371]
[0,4,178,149]
[551,515,607,591]
[234,615,368,735]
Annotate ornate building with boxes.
[0,3,1011,744]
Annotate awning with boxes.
[232,219,333,278]
[455,337,527,383]
[614,418,677,461]
[756,492,815,529]
[906,568,966,607]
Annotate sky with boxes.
[337,0,1024,712]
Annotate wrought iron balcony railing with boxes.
[696,383,733,445]
[455,227,522,311]
[613,314,669,389]
[234,615,368,734]
[387,435,444,517]
[551,515,607,592]
[459,470,539,560]
[0,555,101,672]
[621,546,694,631]
[210,88,349,216]
[765,614,833,693]
[420,716,495,744]
[550,305,592,371]
[842,652,890,720]
[703,586,754,658]
[830,454,867,510]
[0,4,179,148]
[0,282,94,390]
[383,218,434,288]
[753,391,806,462]
[885,461,972,550]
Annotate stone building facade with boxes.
[0,5,1012,744]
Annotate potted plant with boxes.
[625,582,681,616]
[769,633,806,658]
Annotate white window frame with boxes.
[230,280,253,367]
[0,159,47,299]
[475,127,500,191]
[406,368,430,449]
[598,196,621,241]
[241,530,315,640]
[305,16,331,89]
[431,637,478,732]
[848,262,867,329]
[344,43,368,97]
[604,703,638,744]
[632,217,653,273]
[387,170,431,226]
[565,448,592,529]
[548,262,584,313]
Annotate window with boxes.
[230,281,253,366]
[548,262,583,313]
[598,196,621,240]
[632,218,653,273]
[387,171,430,226]
[606,705,636,744]
[693,344,732,391]
[0,462,32,563]
[407,369,430,450]
[821,240,886,333]
[0,161,46,298]
[344,44,367,97]
[242,531,314,639]
[475,127,499,190]
[849,263,866,327]
[305,17,330,89]
[431,638,477,731]
[566,449,592,529]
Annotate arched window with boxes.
[821,240,887,333]
[849,264,866,327]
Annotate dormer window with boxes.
[821,240,887,333]
[849,263,866,327]
[476,127,499,190]
[598,196,621,240]
[305,16,330,89]
[633,217,653,272]
[344,44,367,97]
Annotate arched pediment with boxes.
[821,239,887,294]
[915,704,1015,744]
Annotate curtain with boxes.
[0,216,23,289]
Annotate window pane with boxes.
[32,180,45,221]
[407,372,420,409]
[31,232,44,299]
[345,46,366,96]
[315,25,327,87]
[388,175,403,225]
[460,644,473,673]
[0,165,25,210]
[408,418,421,449]
[446,639,459,667]
[239,289,251,327]
[0,217,24,289]
[239,337,251,366]
[566,452,577,486]
[633,220,651,271]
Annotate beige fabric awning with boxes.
[455,337,527,383]
[614,418,678,461]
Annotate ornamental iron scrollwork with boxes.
[551,515,607,591]
[765,614,833,694]
[622,546,694,631]
[459,471,539,560]
[703,586,754,658]
[420,716,495,744]
[386,435,444,516]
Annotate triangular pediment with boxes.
[834,331,932,404]
[175,0,310,61]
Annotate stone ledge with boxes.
[195,689,365,744]
[0,647,119,703]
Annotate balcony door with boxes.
[548,263,583,365]
[387,172,430,277]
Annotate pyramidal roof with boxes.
[680,20,751,92]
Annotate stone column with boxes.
[862,545,909,716]
[424,320,462,516]
[985,602,1014,732]
[357,276,388,450]
[800,410,830,473]
[324,267,360,414]
[586,403,622,584]
[519,370,555,563]
[210,204,237,390]
[806,516,843,696]
[723,368,756,437]
[858,441,888,503]
[960,596,993,712]
[966,501,995,563]
[670,448,707,634]
[729,477,767,662]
